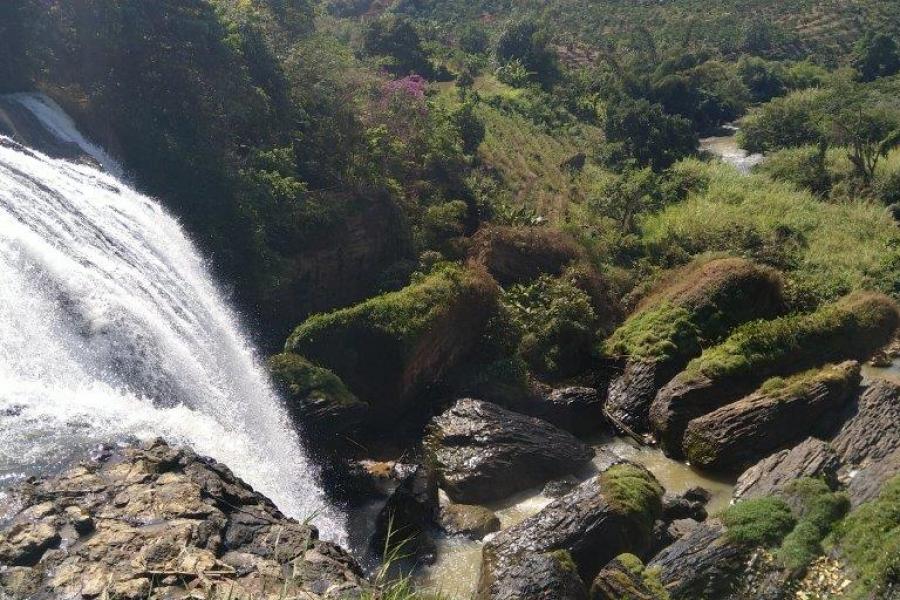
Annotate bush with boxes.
[603,97,698,171]
[852,32,900,82]
[503,274,599,379]
[363,15,434,77]
[495,19,560,88]
[722,497,796,547]
[738,88,825,153]
[757,144,831,196]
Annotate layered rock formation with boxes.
[0,440,366,600]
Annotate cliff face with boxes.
[263,191,412,344]
[0,95,94,164]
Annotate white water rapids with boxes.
[0,95,345,543]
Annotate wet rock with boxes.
[427,399,594,504]
[649,519,749,599]
[527,385,607,437]
[831,379,900,469]
[483,550,589,600]
[543,476,581,498]
[0,440,367,600]
[477,464,663,600]
[372,462,438,561]
[733,437,840,501]
[683,362,860,472]
[439,503,500,539]
[650,518,701,557]
[590,554,664,600]
[662,489,709,522]
[606,360,677,435]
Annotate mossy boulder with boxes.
[590,554,668,600]
[683,361,861,472]
[268,352,368,439]
[477,464,664,600]
[439,503,501,539]
[284,264,499,428]
[650,292,899,456]
[604,257,785,433]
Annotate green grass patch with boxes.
[827,476,900,599]
[682,292,898,380]
[641,159,900,305]
[721,497,796,547]
[776,479,850,573]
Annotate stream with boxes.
[417,435,735,598]
[699,124,764,174]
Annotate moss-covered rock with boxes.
[604,257,784,433]
[468,225,581,286]
[284,264,499,427]
[650,292,899,456]
[268,352,368,439]
[682,361,861,472]
[590,554,669,600]
[720,497,796,548]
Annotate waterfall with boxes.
[0,95,345,543]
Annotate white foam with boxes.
[0,103,345,543]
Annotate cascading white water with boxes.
[0,95,346,543]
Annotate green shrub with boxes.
[757,144,831,196]
[828,476,900,599]
[737,88,825,153]
[721,498,796,547]
[503,274,599,379]
[268,353,361,408]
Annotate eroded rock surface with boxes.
[0,440,366,600]
[733,437,840,501]
[831,379,900,469]
[427,398,594,503]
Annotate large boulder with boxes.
[268,352,368,441]
[477,464,664,600]
[604,258,784,433]
[426,399,594,503]
[733,437,841,501]
[285,265,499,428]
[371,462,438,561]
[522,384,608,437]
[439,503,501,539]
[682,362,860,472]
[0,440,366,600]
[650,293,899,457]
[649,520,749,600]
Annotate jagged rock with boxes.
[733,438,840,501]
[606,360,678,435]
[683,362,860,472]
[476,464,663,600]
[590,554,665,600]
[439,504,501,539]
[372,462,438,561]
[427,399,594,504]
[649,520,749,600]
[846,447,900,506]
[831,379,900,469]
[285,265,499,429]
[0,440,367,600]
[526,384,608,436]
